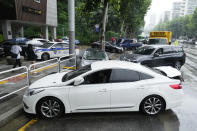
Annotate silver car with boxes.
[80,48,109,67]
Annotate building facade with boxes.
[0,0,57,40]
[185,0,197,15]
[171,1,186,19]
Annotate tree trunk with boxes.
[101,0,109,51]
[120,20,125,37]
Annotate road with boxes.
[1,44,197,131]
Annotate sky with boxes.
[144,0,181,28]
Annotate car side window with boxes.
[61,43,69,48]
[83,69,112,84]
[52,44,62,48]
[155,48,163,55]
[139,72,153,80]
[173,46,183,53]
[109,69,140,83]
[163,47,175,54]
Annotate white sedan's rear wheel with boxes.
[140,96,165,115]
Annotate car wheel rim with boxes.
[41,100,61,118]
[144,97,162,115]
[43,54,48,60]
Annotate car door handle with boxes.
[99,88,107,92]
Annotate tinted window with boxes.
[62,65,91,82]
[39,43,53,48]
[163,47,175,54]
[173,46,183,53]
[61,43,69,48]
[155,48,163,55]
[134,46,155,55]
[84,69,111,84]
[53,44,62,48]
[110,69,139,83]
[83,49,107,60]
[139,72,153,80]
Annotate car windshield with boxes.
[62,65,91,82]
[134,46,155,55]
[148,39,167,45]
[38,43,53,48]
[83,49,107,60]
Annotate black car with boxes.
[0,45,4,57]
[120,45,186,70]
[91,41,123,53]
[0,38,28,56]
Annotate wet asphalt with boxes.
[1,44,197,131]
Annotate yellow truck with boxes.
[149,31,172,45]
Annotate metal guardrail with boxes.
[0,54,77,100]
[58,53,77,72]
[28,58,59,85]
[0,66,28,100]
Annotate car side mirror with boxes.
[154,53,160,57]
[74,77,84,86]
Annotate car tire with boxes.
[174,61,181,70]
[140,95,165,115]
[37,97,64,119]
[41,53,50,61]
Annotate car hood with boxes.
[29,72,69,89]
[81,59,106,66]
[154,66,181,78]
[120,54,150,62]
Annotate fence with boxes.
[0,54,76,101]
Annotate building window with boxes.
[34,0,40,3]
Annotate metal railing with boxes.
[58,53,76,73]
[0,66,28,100]
[0,54,77,100]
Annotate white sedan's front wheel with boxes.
[37,97,64,118]
[140,96,165,115]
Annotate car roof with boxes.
[90,60,158,76]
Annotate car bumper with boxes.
[23,95,37,114]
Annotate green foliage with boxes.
[24,0,151,44]
[0,34,3,42]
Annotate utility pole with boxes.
[101,0,108,51]
[68,0,75,55]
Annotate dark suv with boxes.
[120,45,186,70]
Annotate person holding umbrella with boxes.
[11,43,22,68]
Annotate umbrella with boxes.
[11,37,29,44]
[26,39,43,46]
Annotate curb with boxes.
[0,104,23,127]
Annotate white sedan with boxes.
[34,42,79,60]
[23,61,183,118]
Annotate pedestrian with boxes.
[174,40,179,46]
[11,43,22,68]
[111,37,116,44]
[26,44,37,69]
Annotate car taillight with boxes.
[170,84,182,89]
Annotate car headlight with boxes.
[24,88,45,96]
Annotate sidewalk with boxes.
[0,58,32,72]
